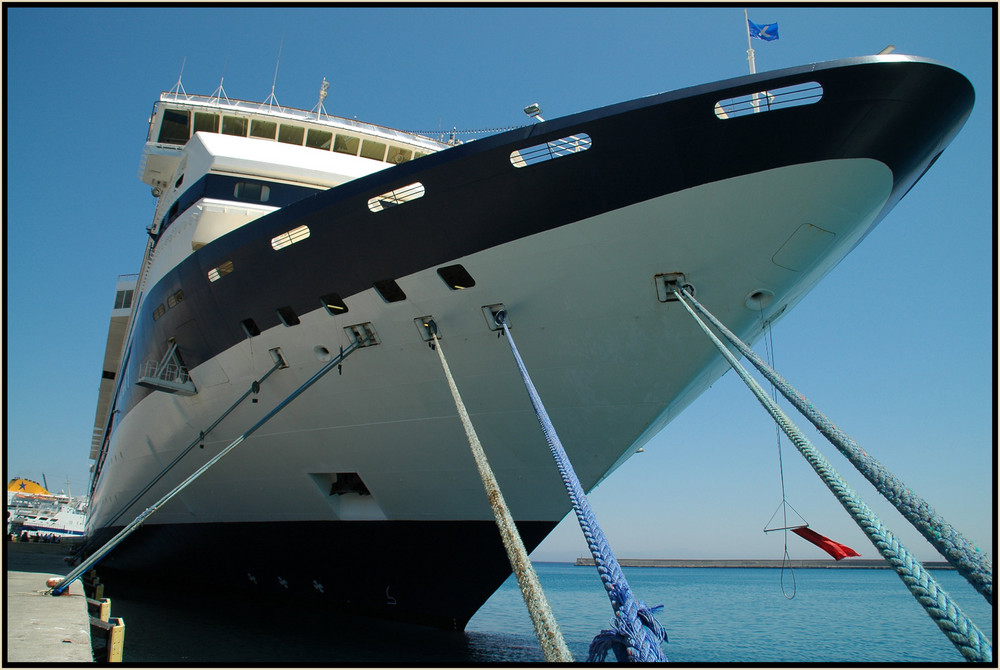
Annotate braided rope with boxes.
[681,289,992,605]
[431,333,573,663]
[673,289,992,663]
[497,315,668,662]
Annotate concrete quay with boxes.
[573,557,955,569]
[5,541,94,663]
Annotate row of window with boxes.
[152,289,186,321]
[157,108,430,165]
[231,265,475,340]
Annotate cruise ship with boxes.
[84,55,973,629]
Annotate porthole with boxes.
[373,279,406,303]
[277,306,300,327]
[271,225,310,250]
[167,289,185,309]
[241,318,261,337]
[510,133,592,168]
[208,260,235,282]
[320,293,349,316]
[437,264,476,290]
[368,182,425,212]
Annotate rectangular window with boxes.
[278,124,305,146]
[114,289,134,310]
[250,120,277,139]
[360,140,387,161]
[233,182,271,202]
[193,112,220,134]
[334,134,360,156]
[152,304,166,321]
[222,116,248,136]
[306,129,333,150]
[276,306,300,327]
[157,109,190,144]
[386,146,413,164]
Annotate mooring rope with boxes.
[53,337,367,596]
[495,312,668,663]
[672,288,992,663]
[429,328,573,663]
[681,287,993,605]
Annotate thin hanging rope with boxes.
[429,330,573,663]
[760,308,796,599]
[683,288,992,605]
[672,287,992,662]
[495,312,667,662]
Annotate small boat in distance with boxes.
[83,54,973,629]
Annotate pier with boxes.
[5,541,94,662]
[573,557,956,569]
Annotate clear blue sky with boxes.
[5,6,993,564]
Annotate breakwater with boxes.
[573,558,955,569]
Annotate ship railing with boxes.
[157,91,444,147]
[139,359,191,385]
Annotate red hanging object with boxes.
[791,527,860,560]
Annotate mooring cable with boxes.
[680,287,992,605]
[495,311,668,663]
[672,287,991,662]
[428,324,573,663]
[52,336,368,596]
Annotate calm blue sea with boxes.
[103,562,993,664]
[468,563,994,663]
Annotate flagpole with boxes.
[744,8,757,75]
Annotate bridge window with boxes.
[158,109,190,144]
[250,120,277,140]
[114,289,134,310]
[194,112,219,134]
[307,129,333,150]
[278,124,305,146]
[334,134,360,156]
[360,139,387,161]
[386,146,413,164]
[222,116,248,137]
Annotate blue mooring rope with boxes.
[681,287,993,606]
[496,312,668,662]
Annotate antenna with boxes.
[262,37,284,112]
[311,77,330,120]
[211,51,231,105]
[168,57,188,99]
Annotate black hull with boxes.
[87,519,556,630]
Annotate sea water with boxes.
[468,563,994,663]
[102,563,992,663]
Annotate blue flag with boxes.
[748,19,779,41]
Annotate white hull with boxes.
[90,158,891,529]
